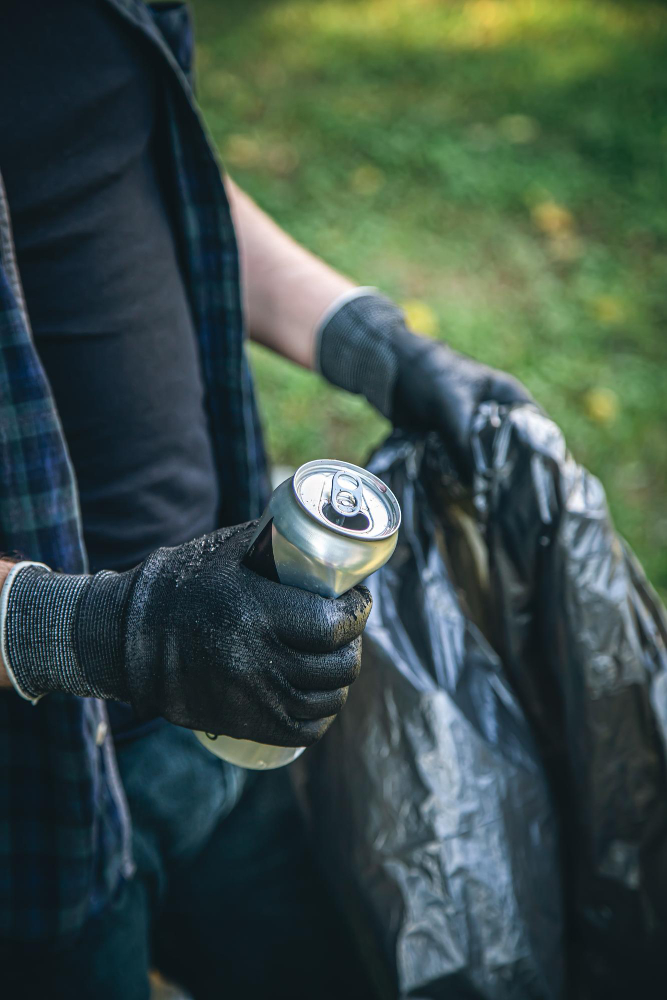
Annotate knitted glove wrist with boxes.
[1,562,135,703]
[316,291,408,419]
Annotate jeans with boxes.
[2,722,375,999]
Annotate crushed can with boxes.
[194,459,401,769]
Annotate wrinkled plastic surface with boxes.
[297,404,667,999]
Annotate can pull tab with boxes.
[322,471,370,531]
[331,470,363,517]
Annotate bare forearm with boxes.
[226,178,355,369]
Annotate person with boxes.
[0,2,532,997]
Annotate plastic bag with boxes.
[297,404,667,999]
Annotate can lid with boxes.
[292,460,401,539]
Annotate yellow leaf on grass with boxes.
[349,164,385,196]
[532,201,574,236]
[266,143,300,177]
[401,300,438,337]
[589,295,626,326]
[224,134,261,169]
[467,0,504,27]
[583,387,619,425]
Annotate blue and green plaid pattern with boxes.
[0,0,268,941]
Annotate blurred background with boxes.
[192,0,667,598]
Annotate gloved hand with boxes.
[0,522,372,747]
[317,291,534,478]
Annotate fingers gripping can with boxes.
[195,460,401,770]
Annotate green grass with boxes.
[191,0,667,597]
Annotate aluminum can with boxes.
[195,459,401,770]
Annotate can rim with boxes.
[292,459,401,539]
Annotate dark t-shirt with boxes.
[0,0,220,732]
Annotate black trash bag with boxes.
[463,403,667,998]
[296,403,667,1000]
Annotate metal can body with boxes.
[195,459,401,770]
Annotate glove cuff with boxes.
[2,563,134,703]
[316,291,407,419]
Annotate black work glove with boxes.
[317,291,534,478]
[0,522,372,747]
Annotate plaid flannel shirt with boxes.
[0,0,269,941]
